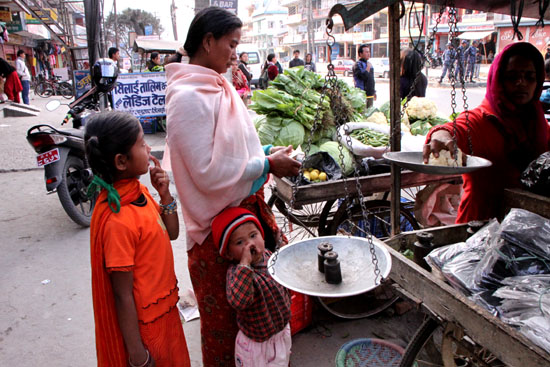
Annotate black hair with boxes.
[239,52,247,58]
[358,44,369,56]
[267,53,276,62]
[17,50,25,57]
[84,111,141,183]
[305,53,313,62]
[150,52,160,62]
[184,7,242,58]
[545,58,550,79]
[108,47,119,58]
[0,57,15,77]
[401,48,423,78]
[293,50,300,54]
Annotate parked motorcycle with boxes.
[426,53,442,68]
[26,59,119,226]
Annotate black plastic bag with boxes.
[521,151,550,196]
[359,157,392,176]
[292,151,342,185]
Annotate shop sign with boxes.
[498,26,528,51]
[6,11,23,32]
[112,72,167,117]
[73,70,92,98]
[529,27,550,53]
[462,24,494,31]
[0,7,12,22]
[210,0,237,14]
[461,13,487,23]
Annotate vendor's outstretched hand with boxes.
[269,145,301,178]
[423,130,457,164]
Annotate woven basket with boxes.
[335,338,404,367]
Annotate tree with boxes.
[104,8,164,61]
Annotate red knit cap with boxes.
[211,207,264,258]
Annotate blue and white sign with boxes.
[112,72,166,117]
[73,70,92,98]
[210,0,238,13]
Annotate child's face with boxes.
[226,222,265,264]
[125,128,152,177]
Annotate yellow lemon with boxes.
[319,172,327,181]
[303,172,311,180]
[309,170,319,181]
[312,169,320,176]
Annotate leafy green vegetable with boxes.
[319,141,355,176]
[427,116,448,126]
[274,120,305,149]
[409,120,433,136]
[379,100,391,121]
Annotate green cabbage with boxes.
[319,141,355,176]
[257,115,283,145]
[274,120,305,149]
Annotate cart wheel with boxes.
[329,199,420,240]
[399,317,441,367]
[267,194,337,242]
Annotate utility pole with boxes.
[305,0,314,54]
[170,0,178,41]
[114,0,119,48]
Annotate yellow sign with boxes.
[0,10,12,22]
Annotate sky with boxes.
[105,0,252,43]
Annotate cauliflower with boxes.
[365,111,388,125]
[405,97,438,120]
[427,148,466,167]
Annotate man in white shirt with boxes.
[16,50,31,105]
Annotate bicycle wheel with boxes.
[35,82,53,97]
[59,82,74,99]
[329,199,420,240]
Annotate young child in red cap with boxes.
[212,207,292,367]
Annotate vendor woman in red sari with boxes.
[164,7,300,366]
[423,42,550,223]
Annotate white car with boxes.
[369,57,390,78]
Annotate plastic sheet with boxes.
[425,220,498,295]
[521,152,550,196]
[493,275,550,352]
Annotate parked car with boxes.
[370,57,390,78]
[333,58,355,77]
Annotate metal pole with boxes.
[388,2,402,236]
[171,0,178,41]
[114,0,119,49]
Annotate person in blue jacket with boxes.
[439,43,456,83]
[353,44,376,108]
[465,40,478,83]
[455,40,468,82]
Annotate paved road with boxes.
[0,84,480,365]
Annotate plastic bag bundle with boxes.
[493,275,550,352]
[425,220,498,295]
[520,152,550,196]
[498,208,550,259]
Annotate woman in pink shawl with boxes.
[423,42,550,223]
[164,7,300,367]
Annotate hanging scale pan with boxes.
[268,236,391,298]
[383,151,492,175]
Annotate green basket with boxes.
[335,338,404,367]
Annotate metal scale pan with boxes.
[383,151,492,175]
[268,236,391,298]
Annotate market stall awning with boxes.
[458,30,494,40]
[133,39,183,54]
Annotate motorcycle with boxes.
[26,87,102,226]
[426,53,442,68]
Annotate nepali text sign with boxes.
[73,70,92,98]
[210,0,237,13]
[113,72,166,117]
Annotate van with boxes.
[369,57,390,78]
[236,43,262,88]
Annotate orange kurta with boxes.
[90,178,190,367]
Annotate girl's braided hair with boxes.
[84,111,141,184]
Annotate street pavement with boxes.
[0,82,482,366]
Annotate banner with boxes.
[112,72,167,117]
[210,0,238,13]
[73,70,92,98]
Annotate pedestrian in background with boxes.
[231,59,251,101]
[16,50,31,105]
[238,52,253,86]
[289,49,304,68]
[84,111,191,367]
[304,53,316,72]
[400,48,427,99]
[108,47,120,108]
[465,40,478,83]
[545,42,550,60]
[145,52,164,72]
[0,57,22,103]
[353,44,376,108]
[439,43,456,83]
[474,46,482,80]
[455,40,468,82]
[264,53,279,81]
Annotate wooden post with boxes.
[388,2,401,236]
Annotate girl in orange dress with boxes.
[84,111,191,367]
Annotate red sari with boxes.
[232,68,250,99]
[4,71,22,103]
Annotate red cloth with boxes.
[226,250,291,342]
[90,179,190,367]
[187,186,286,367]
[232,68,250,99]
[427,42,550,223]
[4,71,22,103]
[267,63,278,81]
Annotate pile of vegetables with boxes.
[303,168,328,182]
[251,67,366,149]
[350,128,389,147]
[405,97,448,136]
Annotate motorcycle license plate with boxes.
[36,148,60,167]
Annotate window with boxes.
[289,6,296,15]
[268,21,274,29]
[366,24,372,32]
